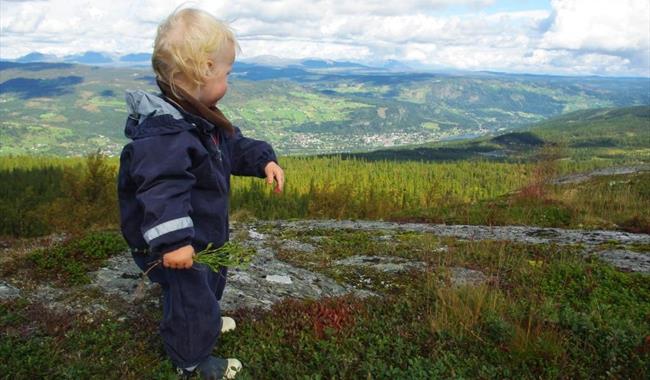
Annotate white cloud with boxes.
[536,0,650,75]
[0,0,648,76]
[541,0,650,52]
[239,37,373,61]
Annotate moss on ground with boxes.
[4,230,127,287]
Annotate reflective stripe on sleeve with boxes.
[143,217,194,243]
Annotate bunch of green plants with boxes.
[134,241,254,301]
[194,241,255,270]
[26,230,127,286]
[139,241,254,276]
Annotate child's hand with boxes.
[264,161,284,193]
[162,245,195,269]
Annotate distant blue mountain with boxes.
[64,51,113,64]
[232,62,312,81]
[10,51,382,73]
[381,59,412,71]
[299,59,369,69]
[120,53,151,62]
[232,60,437,85]
[16,52,58,63]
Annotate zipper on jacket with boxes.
[210,132,223,162]
[193,122,223,162]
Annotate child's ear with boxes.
[204,60,215,76]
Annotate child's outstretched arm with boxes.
[126,133,198,261]
[228,126,283,192]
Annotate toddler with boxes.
[117,7,284,379]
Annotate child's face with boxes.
[198,47,234,107]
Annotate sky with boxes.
[0,0,649,76]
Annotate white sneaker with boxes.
[221,316,236,333]
[188,356,242,379]
[223,358,242,379]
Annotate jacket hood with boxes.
[123,90,197,140]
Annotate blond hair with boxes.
[152,8,239,98]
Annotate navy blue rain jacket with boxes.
[117,90,277,255]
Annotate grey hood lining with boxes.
[125,90,184,125]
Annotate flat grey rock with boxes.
[0,281,20,300]
[30,284,108,315]
[265,274,293,284]
[248,230,265,240]
[219,230,376,311]
[88,252,156,302]
[265,220,650,273]
[333,255,426,273]
[448,267,488,286]
[552,166,650,185]
[281,239,317,253]
[597,250,650,274]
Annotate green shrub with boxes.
[44,150,118,234]
[0,167,64,237]
[76,230,128,260]
[0,300,175,379]
[27,230,127,286]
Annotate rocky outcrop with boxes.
[2,219,647,317]
[0,281,20,300]
[218,228,376,311]
[332,255,426,273]
[552,165,650,185]
[89,252,157,303]
[264,219,650,247]
[596,249,650,273]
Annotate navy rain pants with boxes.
[132,252,229,368]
